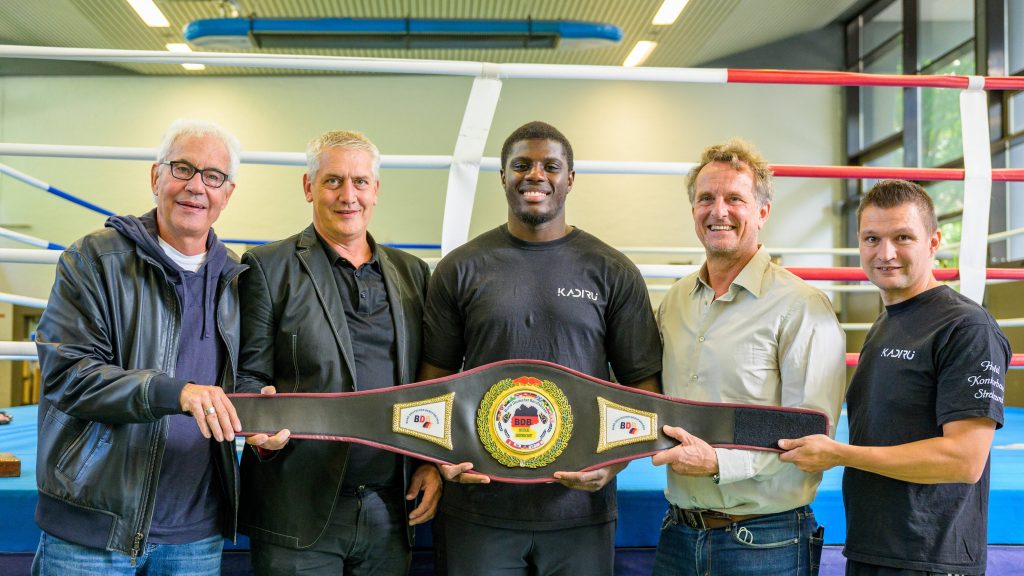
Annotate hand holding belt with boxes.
[230,359,829,483]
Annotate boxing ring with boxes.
[1,45,1024,573]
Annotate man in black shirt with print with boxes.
[779,179,1007,576]
[420,121,662,575]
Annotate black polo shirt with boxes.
[318,232,400,491]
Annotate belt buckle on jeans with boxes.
[682,509,707,531]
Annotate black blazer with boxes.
[236,224,429,549]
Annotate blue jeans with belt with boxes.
[653,505,823,576]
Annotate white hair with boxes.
[306,130,380,181]
[156,118,241,179]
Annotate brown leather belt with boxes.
[230,359,829,483]
[669,505,767,530]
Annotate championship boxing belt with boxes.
[231,359,829,483]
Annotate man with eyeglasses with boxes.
[33,119,245,575]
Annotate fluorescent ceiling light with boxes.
[652,0,689,26]
[165,43,204,71]
[623,41,657,67]
[126,0,169,27]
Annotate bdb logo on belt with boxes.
[477,376,573,468]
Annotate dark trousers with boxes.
[438,513,615,576]
[250,488,409,576]
[846,559,972,576]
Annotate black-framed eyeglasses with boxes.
[160,160,229,188]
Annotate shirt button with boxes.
[690,497,698,503]
[691,375,697,380]
[698,336,705,342]
[360,291,367,299]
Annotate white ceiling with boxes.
[0,0,863,75]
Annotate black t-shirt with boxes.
[423,225,662,530]
[843,286,1008,574]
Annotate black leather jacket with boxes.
[34,227,246,558]
[236,225,428,549]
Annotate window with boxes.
[920,51,975,167]
[918,0,975,69]
[1012,91,1024,135]
[1008,143,1024,260]
[926,180,963,266]
[860,45,904,150]
[863,147,904,191]
[847,0,1024,266]
[862,0,902,56]
[1009,0,1024,75]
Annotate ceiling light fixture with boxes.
[125,0,170,28]
[652,0,689,26]
[166,43,205,71]
[623,41,657,67]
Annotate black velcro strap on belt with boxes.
[230,359,829,483]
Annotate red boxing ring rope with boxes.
[786,267,1024,282]
[769,165,1024,182]
[726,69,1024,90]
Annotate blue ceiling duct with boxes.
[183,17,623,51]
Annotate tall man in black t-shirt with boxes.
[420,121,663,575]
[779,179,1008,576]
[236,130,442,575]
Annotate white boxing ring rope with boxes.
[2,145,1023,255]
[0,45,1023,364]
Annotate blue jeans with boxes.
[653,506,823,576]
[31,531,223,576]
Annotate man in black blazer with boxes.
[236,130,442,575]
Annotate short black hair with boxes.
[500,121,574,171]
[857,179,938,233]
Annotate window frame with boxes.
[843,0,1024,267]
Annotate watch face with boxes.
[478,376,573,468]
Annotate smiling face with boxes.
[305,146,379,247]
[691,161,769,263]
[501,139,574,239]
[859,202,941,305]
[151,134,235,255]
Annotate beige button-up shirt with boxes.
[657,246,846,514]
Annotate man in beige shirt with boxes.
[651,139,846,576]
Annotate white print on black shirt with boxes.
[880,347,916,360]
[557,287,599,301]
[970,360,1005,404]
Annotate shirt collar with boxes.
[316,230,379,270]
[692,245,771,299]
